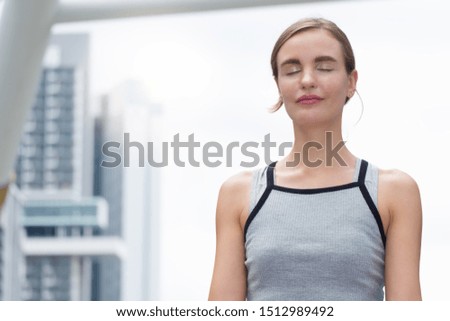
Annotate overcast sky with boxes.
[45,0,450,300]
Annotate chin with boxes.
[287,109,327,124]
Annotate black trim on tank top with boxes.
[266,161,276,188]
[244,164,275,242]
[358,160,387,249]
[273,182,359,194]
[269,160,359,194]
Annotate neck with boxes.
[283,120,354,170]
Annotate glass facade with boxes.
[0,34,119,301]
[16,68,75,190]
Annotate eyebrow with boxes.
[315,55,338,63]
[279,55,338,67]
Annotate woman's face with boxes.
[275,28,357,127]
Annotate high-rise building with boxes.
[0,32,160,301]
[0,33,123,300]
[94,80,161,300]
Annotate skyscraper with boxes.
[0,33,121,300]
[1,32,160,300]
[94,80,161,300]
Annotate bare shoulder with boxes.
[216,170,254,224]
[219,170,253,196]
[378,167,420,197]
[378,166,422,222]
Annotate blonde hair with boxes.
[270,18,355,112]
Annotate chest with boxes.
[244,188,386,254]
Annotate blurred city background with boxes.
[0,0,449,300]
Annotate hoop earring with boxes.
[342,89,365,142]
[354,89,364,126]
[345,90,364,123]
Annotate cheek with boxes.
[277,79,296,97]
[325,77,349,98]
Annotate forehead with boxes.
[277,29,344,64]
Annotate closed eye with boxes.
[286,70,301,75]
[316,62,334,72]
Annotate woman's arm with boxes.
[208,171,252,301]
[381,169,423,300]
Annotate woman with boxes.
[208,18,422,301]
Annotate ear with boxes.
[347,69,358,98]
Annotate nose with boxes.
[300,68,316,89]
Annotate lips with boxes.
[297,95,323,105]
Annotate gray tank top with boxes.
[244,158,386,301]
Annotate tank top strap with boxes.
[357,158,369,185]
[352,157,362,182]
[249,162,277,213]
[249,166,268,213]
[356,158,379,207]
[357,159,386,248]
[267,161,276,187]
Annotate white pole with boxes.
[0,0,59,189]
[55,0,308,23]
[0,0,336,208]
